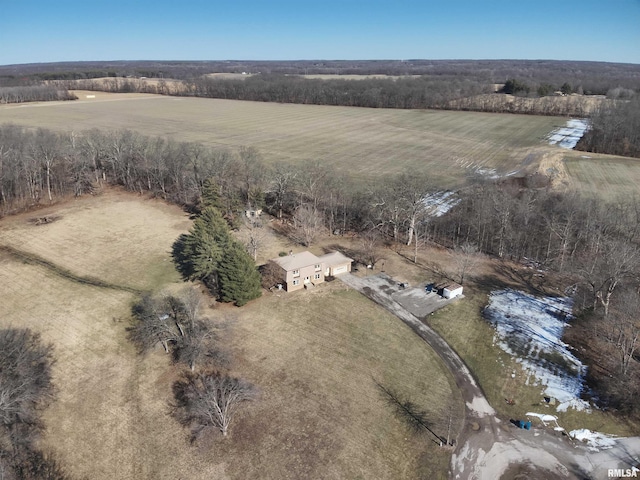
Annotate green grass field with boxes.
[0,93,562,187]
[0,190,458,479]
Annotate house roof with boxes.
[318,251,353,267]
[272,251,321,271]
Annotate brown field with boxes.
[0,190,459,479]
[0,92,563,187]
[563,153,640,199]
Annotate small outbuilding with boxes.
[442,283,464,299]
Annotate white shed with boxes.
[443,283,463,299]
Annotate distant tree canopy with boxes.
[0,85,76,104]
[5,58,639,94]
[501,78,531,96]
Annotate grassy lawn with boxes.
[0,190,189,291]
[425,277,638,437]
[0,94,561,187]
[0,191,459,479]
[223,285,460,479]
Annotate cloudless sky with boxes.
[2,0,639,65]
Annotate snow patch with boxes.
[570,429,617,451]
[526,412,558,423]
[466,396,496,417]
[422,190,460,217]
[547,118,589,149]
[484,289,589,412]
[557,398,590,412]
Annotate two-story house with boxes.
[271,250,353,292]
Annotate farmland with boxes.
[0,190,458,479]
[564,153,640,199]
[0,92,563,186]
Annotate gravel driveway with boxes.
[339,272,640,479]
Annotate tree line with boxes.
[4,59,640,93]
[0,86,76,104]
[576,96,640,158]
[53,74,611,117]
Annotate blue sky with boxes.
[2,0,639,65]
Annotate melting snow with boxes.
[526,412,559,424]
[547,118,589,149]
[570,429,617,451]
[422,190,460,217]
[484,289,590,412]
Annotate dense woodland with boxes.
[576,96,640,157]
[3,59,640,93]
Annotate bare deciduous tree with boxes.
[238,146,266,207]
[173,320,227,372]
[360,228,383,268]
[293,204,323,247]
[128,294,181,353]
[0,329,54,431]
[267,163,296,219]
[173,371,255,438]
[129,291,226,371]
[575,239,640,316]
[451,242,481,285]
[240,216,266,261]
[0,329,67,479]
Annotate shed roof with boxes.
[272,251,321,271]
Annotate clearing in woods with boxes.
[0,189,459,479]
[0,92,562,186]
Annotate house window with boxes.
[293,269,299,276]
[314,273,321,280]
[314,264,321,271]
[292,279,300,286]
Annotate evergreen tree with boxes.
[218,240,262,306]
[200,178,224,212]
[560,82,573,95]
[173,207,230,290]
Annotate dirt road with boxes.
[339,273,640,479]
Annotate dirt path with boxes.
[339,272,640,479]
